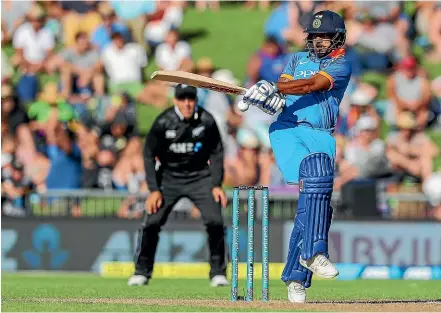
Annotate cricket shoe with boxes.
[299,254,339,279]
[286,281,306,303]
[210,275,229,287]
[127,275,148,286]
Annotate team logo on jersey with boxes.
[165,130,176,139]
[169,142,194,153]
[193,142,203,152]
[192,126,205,138]
[296,70,318,78]
[319,59,333,70]
[312,19,321,28]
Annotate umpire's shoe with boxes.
[128,275,148,286]
[299,254,339,279]
[210,275,229,287]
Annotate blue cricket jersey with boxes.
[276,49,352,131]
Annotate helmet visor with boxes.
[305,32,346,59]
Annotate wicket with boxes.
[231,185,269,302]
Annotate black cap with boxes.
[174,84,197,100]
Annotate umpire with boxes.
[128,84,229,287]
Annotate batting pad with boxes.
[281,201,313,288]
[298,153,334,261]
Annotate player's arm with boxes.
[275,73,332,95]
[239,54,298,114]
[143,119,163,192]
[208,120,224,188]
[277,55,297,83]
[277,76,291,83]
[277,58,352,95]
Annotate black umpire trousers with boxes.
[133,175,226,280]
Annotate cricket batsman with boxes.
[239,11,352,303]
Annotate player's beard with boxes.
[313,40,332,58]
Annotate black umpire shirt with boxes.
[144,106,224,192]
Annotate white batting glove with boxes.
[242,80,278,108]
[258,93,286,115]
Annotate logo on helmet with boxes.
[312,19,321,28]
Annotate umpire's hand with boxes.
[146,191,163,214]
[212,187,227,208]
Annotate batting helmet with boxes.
[304,10,346,59]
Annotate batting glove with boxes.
[258,93,286,115]
[242,80,278,108]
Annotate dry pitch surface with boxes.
[2,273,441,312]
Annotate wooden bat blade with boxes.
[151,70,247,95]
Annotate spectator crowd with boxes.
[2,1,441,219]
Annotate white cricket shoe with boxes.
[286,281,306,303]
[127,275,148,286]
[210,275,229,287]
[300,254,339,279]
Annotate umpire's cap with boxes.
[304,10,346,35]
[174,84,197,99]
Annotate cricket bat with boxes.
[151,70,247,95]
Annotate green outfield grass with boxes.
[2,273,441,312]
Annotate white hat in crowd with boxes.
[350,83,377,106]
[211,69,239,86]
[351,89,372,106]
[356,116,378,132]
[237,128,259,149]
[423,173,441,207]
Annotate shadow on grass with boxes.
[180,29,209,43]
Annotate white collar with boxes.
[174,105,198,121]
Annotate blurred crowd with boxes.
[1,1,441,219]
